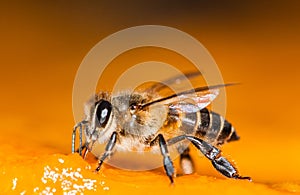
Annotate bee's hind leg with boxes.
[151,134,175,184]
[177,146,195,175]
[185,135,251,181]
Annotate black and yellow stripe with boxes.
[196,108,239,145]
[172,106,239,145]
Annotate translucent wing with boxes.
[141,84,233,113]
[145,71,202,93]
[167,88,219,112]
[134,71,204,96]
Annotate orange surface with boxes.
[1,1,300,194]
[1,138,299,194]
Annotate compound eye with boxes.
[95,100,112,128]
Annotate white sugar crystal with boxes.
[58,158,65,164]
[12,178,17,190]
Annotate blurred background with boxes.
[1,0,300,184]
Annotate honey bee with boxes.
[72,72,251,183]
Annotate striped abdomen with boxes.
[179,107,239,145]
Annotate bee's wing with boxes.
[134,71,204,95]
[165,88,219,112]
[146,71,202,93]
[141,84,233,112]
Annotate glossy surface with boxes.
[1,133,299,194]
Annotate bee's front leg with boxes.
[72,120,88,155]
[95,132,117,172]
[151,134,175,184]
[75,144,87,157]
[185,135,251,181]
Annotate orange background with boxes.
[1,1,300,194]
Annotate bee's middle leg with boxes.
[151,134,175,184]
[95,132,117,172]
